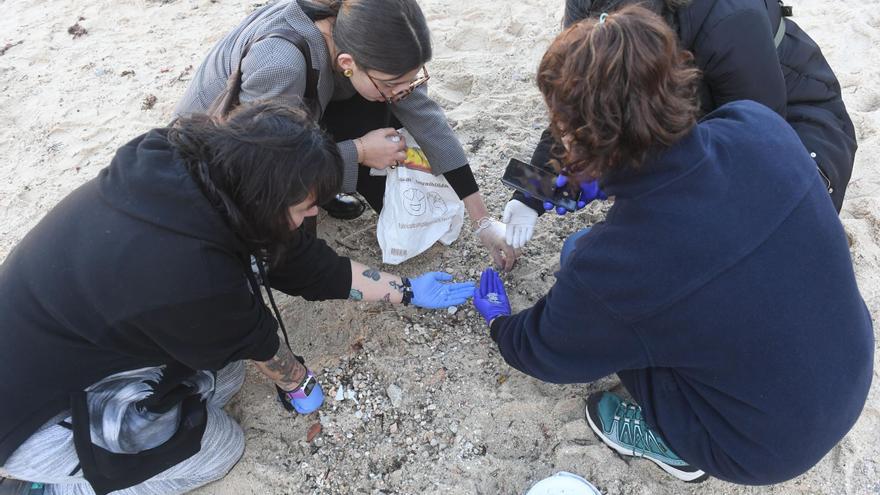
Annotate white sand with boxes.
[2,0,879,493]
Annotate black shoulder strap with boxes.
[256,29,321,110]
[215,27,321,118]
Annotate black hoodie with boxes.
[521,0,856,211]
[0,129,351,463]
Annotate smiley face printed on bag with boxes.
[427,191,448,217]
[402,188,427,216]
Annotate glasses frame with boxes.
[365,66,430,104]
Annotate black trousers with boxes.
[320,94,403,213]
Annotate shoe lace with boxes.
[612,400,674,458]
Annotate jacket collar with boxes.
[600,125,709,199]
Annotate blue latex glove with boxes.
[410,272,476,309]
[544,175,607,215]
[473,268,512,325]
[277,368,324,414]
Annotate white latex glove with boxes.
[476,219,517,272]
[502,199,539,249]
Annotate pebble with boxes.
[447,306,458,315]
[386,384,404,408]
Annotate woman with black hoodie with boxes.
[0,102,474,495]
[502,0,858,249]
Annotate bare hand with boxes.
[358,128,407,169]
[478,220,518,272]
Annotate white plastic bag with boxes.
[376,132,463,264]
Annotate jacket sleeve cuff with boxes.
[443,165,479,199]
[337,140,360,193]
[245,326,282,363]
[490,316,510,342]
[322,255,354,300]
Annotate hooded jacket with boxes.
[492,101,873,484]
[0,129,352,464]
[520,0,857,211]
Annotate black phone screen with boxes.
[500,158,580,211]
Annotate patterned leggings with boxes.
[1,362,245,495]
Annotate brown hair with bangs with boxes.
[537,4,701,181]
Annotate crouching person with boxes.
[0,102,473,495]
[473,7,873,486]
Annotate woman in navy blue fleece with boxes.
[473,6,873,485]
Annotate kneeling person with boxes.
[474,7,873,486]
[0,102,473,495]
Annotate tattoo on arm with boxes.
[349,288,364,301]
[389,280,406,294]
[362,268,381,281]
[382,293,391,302]
[262,346,304,387]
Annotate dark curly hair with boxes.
[537,4,700,181]
[168,101,342,263]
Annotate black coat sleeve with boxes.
[490,264,648,384]
[442,165,480,199]
[694,7,787,117]
[267,231,353,301]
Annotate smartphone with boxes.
[501,158,580,212]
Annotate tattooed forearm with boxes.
[348,261,404,303]
[257,346,306,389]
[362,267,381,281]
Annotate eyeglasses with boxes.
[366,66,430,103]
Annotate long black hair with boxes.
[298,0,432,76]
[167,101,342,262]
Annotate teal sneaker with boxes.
[585,392,707,482]
[0,478,45,495]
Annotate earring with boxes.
[343,68,353,78]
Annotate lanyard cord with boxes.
[255,258,293,352]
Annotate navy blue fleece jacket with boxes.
[491,101,873,484]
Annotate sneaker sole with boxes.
[584,402,708,483]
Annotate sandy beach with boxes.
[2,0,879,493]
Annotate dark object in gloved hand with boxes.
[543,175,607,215]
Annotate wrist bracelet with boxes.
[472,217,493,237]
[400,277,414,306]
